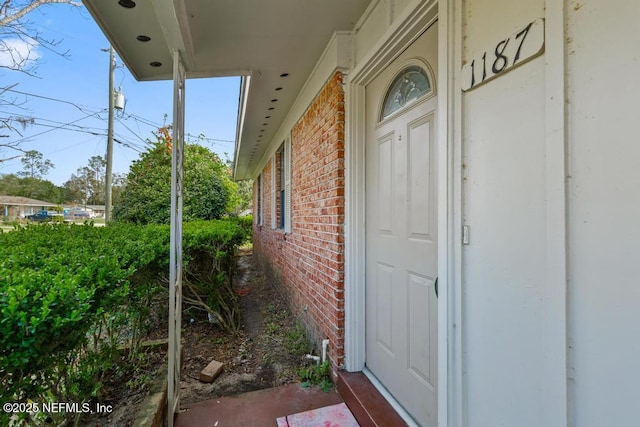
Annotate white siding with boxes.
[567,1,640,426]
[459,0,555,425]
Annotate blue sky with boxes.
[0,4,240,186]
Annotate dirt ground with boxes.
[82,248,309,426]
[179,248,305,404]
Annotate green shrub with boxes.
[113,138,238,224]
[0,219,246,425]
[234,214,253,238]
[299,361,333,392]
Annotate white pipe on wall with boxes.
[306,354,321,364]
[322,339,329,363]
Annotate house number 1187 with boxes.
[461,19,545,92]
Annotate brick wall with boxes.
[253,70,345,374]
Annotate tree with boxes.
[0,172,19,193]
[85,155,106,204]
[222,153,253,215]
[1,0,82,161]
[228,178,253,215]
[19,176,62,202]
[0,173,63,203]
[114,127,239,224]
[17,149,53,178]
[111,172,127,207]
[62,155,106,205]
[62,169,87,204]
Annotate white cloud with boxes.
[0,38,41,69]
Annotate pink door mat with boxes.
[276,402,360,427]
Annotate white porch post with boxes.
[168,49,186,427]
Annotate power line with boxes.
[113,131,147,151]
[2,89,162,139]
[0,113,108,136]
[3,88,104,115]
[8,111,104,145]
[115,138,133,167]
[3,90,237,147]
[115,116,154,147]
[121,112,164,129]
[2,113,149,155]
[47,138,103,156]
[114,137,143,153]
[185,132,235,145]
[33,122,104,136]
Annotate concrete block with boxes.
[199,359,224,383]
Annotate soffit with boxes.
[82,0,372,179]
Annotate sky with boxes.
[0,4,240,186]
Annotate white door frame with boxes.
[343,1,463,426]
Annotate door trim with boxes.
[343,0,461,426]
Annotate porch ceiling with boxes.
[82,0,371,180]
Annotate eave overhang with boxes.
[82,0,372,180]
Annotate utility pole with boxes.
[105,46,115,222]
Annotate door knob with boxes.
[434,277,438,299]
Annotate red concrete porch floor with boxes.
[174,383,344,427]
[174,372,408,427]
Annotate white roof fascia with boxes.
[233,75,252,180]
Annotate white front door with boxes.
[365,22,438,426]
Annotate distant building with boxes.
[87,205,106,218]
[0,196,57,220]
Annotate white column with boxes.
[168,48,186,427]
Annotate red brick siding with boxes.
[253,71,346,374]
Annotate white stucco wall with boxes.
[567,1,640,426]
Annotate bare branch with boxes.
[1,1,83,157]
[0,143,27,162]
[0,154,22,162]
[0,142,27,152]
[0,0,82,27]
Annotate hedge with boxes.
[0,218,249,423]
